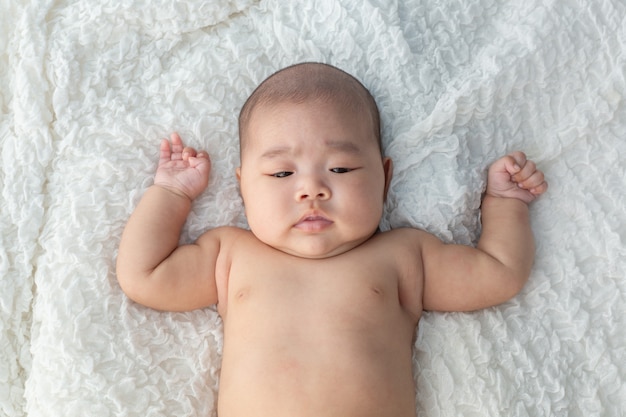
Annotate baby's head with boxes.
[236,63,392,258]
[239,62,382,154]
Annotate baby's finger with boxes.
[196,150,210,160]
[518,169,544,190]
[182,146,198,160]
[170,133,185,157]
[189,154,211,171]
[170,132,183,146]
[507,151,527,172]
[512,159,536,183]
[157,139,174,167]
[496,154,523,176]
[530,181,548,196]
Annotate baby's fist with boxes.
[486,151,548,204]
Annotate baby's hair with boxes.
[238,62,381,152]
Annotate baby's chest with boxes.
[227,251,403,323]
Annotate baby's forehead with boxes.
[259,95,362,124]
[253,94,367,121]
[243,97,378,150]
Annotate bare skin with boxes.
[117,98,547,416]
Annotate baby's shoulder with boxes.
[209,225,251,238]
[372,227,433,250]
[195,225,254,254]
[358,227,432,266]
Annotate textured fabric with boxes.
[1,0,625,416]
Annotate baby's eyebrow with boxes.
[260,146,292,159]
[259,140,361,159]
[324,140,361,154]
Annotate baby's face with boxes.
[237,99,392,259]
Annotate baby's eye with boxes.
[272,171,293,178]
[330,167,353,174]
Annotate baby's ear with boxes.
[383,157,393,200]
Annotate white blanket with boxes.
[2,1,625,416]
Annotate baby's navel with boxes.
[369,286,384,297]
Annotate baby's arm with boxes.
[116,133,219,311]
[421,152,547,312]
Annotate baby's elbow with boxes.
[116,270,138,302]
[500,267,531,302]
[115,264,150,305]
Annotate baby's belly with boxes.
[218,296,417,417]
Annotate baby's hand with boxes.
[486,151,548,204]
[153,133,211,201]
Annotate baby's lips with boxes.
[294,214,333,232]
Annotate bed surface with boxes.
[1,1,625,416]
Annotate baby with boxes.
[117,62,547,416]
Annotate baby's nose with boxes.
[296,179,331,201]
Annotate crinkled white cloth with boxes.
[1,0,625,416]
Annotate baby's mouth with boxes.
[294,214,333,232]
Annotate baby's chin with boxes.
[254,232,376,260]
[276,246,354,260]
